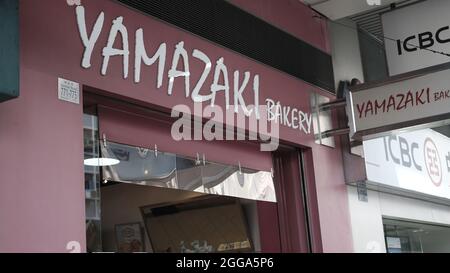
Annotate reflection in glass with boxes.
[202,163,277,202]
[101,141,276,202]
[102,142,177,189]
[83,113,102,252]
[141,198,253,253]
[176,156,204,193]
[383,218,450,253]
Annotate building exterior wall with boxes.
[328,0,450,254]
[329,18,365,88]
[0,62,86,252]
[0,0,353,252]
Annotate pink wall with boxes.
[0,70,85,252]
[311,140,354,252]
[0,0,352,252]
[0,1,86,253]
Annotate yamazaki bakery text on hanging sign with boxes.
[73,5,313,136]
[348,67,450,140]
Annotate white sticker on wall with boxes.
[58,78,80,104]
[66,240,81,253]
[386,237,402,249]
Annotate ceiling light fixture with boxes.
[84,157,120,166]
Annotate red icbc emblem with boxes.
[423,137,442,187]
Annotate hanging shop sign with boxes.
[363,128,450,200]
[382,0,450,76]
[0,0,19,102]
[73,4,313,136]
[347,65,450,140]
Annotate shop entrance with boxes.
[84,111,275,253]
[83,94,321,253]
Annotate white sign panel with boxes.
[382,0,450,76]
[386,237,402,249]
[58,78,80,104]
[348,68,450,139]
[364,128,450,199]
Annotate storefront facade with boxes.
[0,0,353,253]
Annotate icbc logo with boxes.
[423,138,442,187]
[383,135,443,187]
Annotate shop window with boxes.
[141,197,253,253]
[83,112,274,253]
[383,218,450,253]
[83,95,321,253]
[101,141,276,202]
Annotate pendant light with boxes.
[84,134,120,167]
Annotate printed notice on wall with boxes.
[58,78,80,104]
[386,237,402,249]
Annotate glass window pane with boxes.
[175,156,204,193]
[101,141,276,202]
[83,113,102,253]
[102,142,178,189]
[141,198,253,253]
[202,163,277,202]
[383,218,450,253]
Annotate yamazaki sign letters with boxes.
[74,4,313,136]
[348,67,450,140]
[355,88,432,119]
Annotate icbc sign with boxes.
[383,135,442,187]
[382,0,450,75]
[365,129,450,200]
[395,26,450,56]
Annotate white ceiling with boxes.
[302,0,402,20]
[302,0,423,42]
